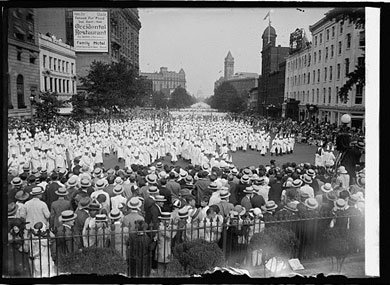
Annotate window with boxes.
[294,76,297,86]
[287,77,289,87]
[339,21,344,34]
[63,80,66,93]
[332,26,335,37]
[298,75,301,85]
[67,80,69,93]
[346,33,351,49]
[54,58,57,70]
[336,87,339,104]
[325,47,328,60]
[315,36,317,46]
[73,81,75,93]
[312,89,315,103]
[324,67,327,81]
[49,57,52,69]
[330,66,333,81]
[319,33,322,44]
[8,75,13,109]
[313,70,315,83]
[17,75,25,108]
[316,89,319,103]
[43,55,47,68]
[358,57,365,67]
[328,87,332,104]
[355,84,363,104]
[359,31,365,47]
[317,69,320,83]
[62,61,65,72]
[50,77,53,91]
[304,55,307,66]
[338,41,342,55]
[319,50,321,62]
[345,58,350,76]
[331,45,334,58]
[66,62,69,73]
[314,52,316,64]
[303,73,306,84]
[71,63,74,74]
[308,54,311,66]
[17,50,22,61]
[29,54,36,64]
[323,88,326,104]
[54,78,57,92]
[44,76,47,91]
[326,29,329,41]
[337,64,341,79]
[308,72,310,84]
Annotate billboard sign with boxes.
[289,28,306,54]
[73,11,108,52]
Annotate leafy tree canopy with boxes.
[168,86,196,109]
[33,91,63,123]
[210,81,246,113]
[79,59,148,112]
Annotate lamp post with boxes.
[29,93,35,135]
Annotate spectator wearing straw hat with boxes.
[90,179,110,209]
[331,198,349,230]
[65,175,79,205]
[335,166,350,190]
[268,173,283,205]
[42,172,61,209]
[110,184,127,211]
[14,190,29,219]
[300,174,315,199]
[20,186,50,230]
[70,178,93,211]
[49,187,72,231]
[346,194,364,253]
[109,208,129,259]
[73,197,91,248]
[240,186,254,212]
[215,189,235,218]
[193,170,211,207]
[123,197,145,232]
[236,174,251,205]
[56,210,78,259]
[8,177,24,204]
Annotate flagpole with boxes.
[268,12,271,44]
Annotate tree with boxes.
[325,8,365,103]
[211,81,246,113]
[68,91,88,119]
[152,91,168,109]
[32,91,63,124]
[79,59,147,114]
[168,86,195,109]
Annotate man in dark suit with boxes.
[42,172,61,209]
[55,210,78,262]
[268,173,283,205]
[50,187,72,231]
[73,197,91,249]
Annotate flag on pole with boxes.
[263,11,270,20]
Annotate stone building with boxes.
[284,9,365,128]
[8,8,40,118]
[140,67,186,97]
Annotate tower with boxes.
[261,25,277,50]
[224,51,234,80]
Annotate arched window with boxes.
[17,74,26,108]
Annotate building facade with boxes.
[258,25,290,117]
[8,8,40,118]
[141,67,186,97]
[38,33,77,100]
[224,51,234,80]
[36,8,141,84]
[225,72,258,101]
[284,11,365,128]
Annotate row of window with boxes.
[42,55,74,74]
[287,85,363,106]
[288,31,364,72]
[43,76,75,94]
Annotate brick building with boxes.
[8,8,40,118]
[258,25,290,117]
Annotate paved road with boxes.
[101,142,326,170]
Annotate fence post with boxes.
[221,217,228,264]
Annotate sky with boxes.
[139,7,332,98]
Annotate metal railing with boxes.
[3,214,363,277]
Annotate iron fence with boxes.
[3,214,363,278]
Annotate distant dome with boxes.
[190,102,211,109]
[262,25,276,38]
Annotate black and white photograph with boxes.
[2,3,380,280]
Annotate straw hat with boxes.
[55,187,69,196]
[127,197,142,209]
[219,190,231,199]
[60,210,77,222]
[109,208,123,220]
[8,202,18,216]
[261,200,278,212]
[15,190,29,201]
[178,207,189,218]
[30,186,44,196]
[95,214,108,223]
[337,166,348,174]
[159,212,172,220]
[304,198,319,210]
[292,179,303,188]
[155,195,167,202]
[113,184,124,195]
[334,198,346,211]
[147,185,159,194]
[243,186,254,194]
[301,174,313,184]
[321,183,333,193]
[11,177,22,186]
